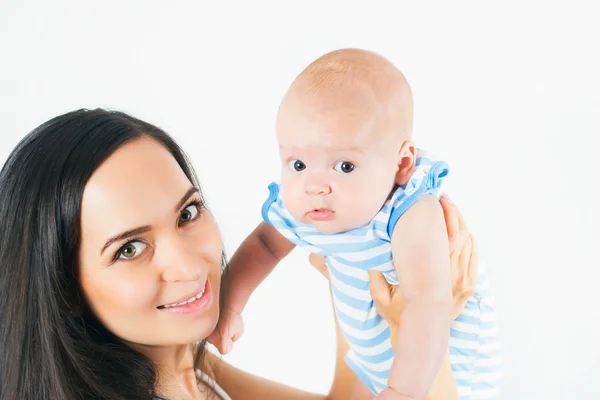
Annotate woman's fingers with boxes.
[440,194,458,241]
[369,270,404,328]
[443,195,466,295]
[368,270,391,305]
[457,234,473,285]
[450,234,480,320]
[440,194,468,254]
[441,194,481,321]
[309,253,329,279]
[466,234,479,294]
[450,235,472,320]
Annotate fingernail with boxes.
[442,194,453,204]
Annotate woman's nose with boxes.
[157,236,202,283]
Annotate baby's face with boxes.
[277,105,399,234]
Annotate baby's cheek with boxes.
[342,182,387,223]
[279,185,303,217]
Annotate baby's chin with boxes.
[311,223,341,234]
[290,208,369,234]
[308,219,363,235]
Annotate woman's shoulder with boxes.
[198,352,232,399]
[196,370,232,400]
[197,353,232,400]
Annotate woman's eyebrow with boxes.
[100,187,200,255]
[175,187,199,212]
[101,226,151,255]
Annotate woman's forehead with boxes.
[80,138,193,240]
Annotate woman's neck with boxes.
[132,343,208,399]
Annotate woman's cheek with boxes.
[84,267,159,318]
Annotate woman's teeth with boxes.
[161,286,206,308]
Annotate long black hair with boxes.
[0,109,216,399]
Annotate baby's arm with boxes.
[210,222,295,354]
[384,195,453,400]
[225,221,295,313]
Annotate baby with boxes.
[209,49,500,399]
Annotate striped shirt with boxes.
[262,154,501,398]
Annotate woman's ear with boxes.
[395,141,416,186]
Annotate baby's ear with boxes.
[394,141,416,186]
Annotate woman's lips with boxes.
[157,281,211,315]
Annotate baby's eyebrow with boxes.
[279,145,364,153]
[322,147,366,156]
[336,146,365,153]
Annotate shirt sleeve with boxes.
[386,157,450,238]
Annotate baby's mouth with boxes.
[307,208,335,221]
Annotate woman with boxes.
[0,109,477,399]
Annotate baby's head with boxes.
[277,48,416,233]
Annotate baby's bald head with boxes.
[277,48,414,146]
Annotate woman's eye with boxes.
[179,203,200,224]
[334,161,355,173]
[288,159,306,172]
[118,241,147,260]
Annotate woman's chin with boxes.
[123,312,220,348]
[165,314,220,346]
[154,283,220,345]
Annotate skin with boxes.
[279,49,453,400]
[211,49,420,347]
[309,195,477,400]
[78,138,223,398]
[214,49,453,399]
[201,194,477,400]
[73,135,476,399]
[276,49,416,234]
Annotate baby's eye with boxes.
[179,203,200,224]
[117,241,147,260]
[334,161,355,173]
[288,159,306,172]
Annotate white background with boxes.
[1,1,599,398]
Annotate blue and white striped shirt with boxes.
[262,154,501,397]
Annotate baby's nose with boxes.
[305,181,332,195]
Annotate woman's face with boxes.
[78,138,222,347]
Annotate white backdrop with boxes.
[1,1,599,398]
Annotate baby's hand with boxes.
[207,308,244,355]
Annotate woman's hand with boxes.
[369,194,478,347]
[308,253,329,279]
[308,194,478,339]
[308,195,473,400]
[441,194,478,320]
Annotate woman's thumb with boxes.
[368,270,390,302]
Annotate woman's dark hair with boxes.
[0,109,219,399]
